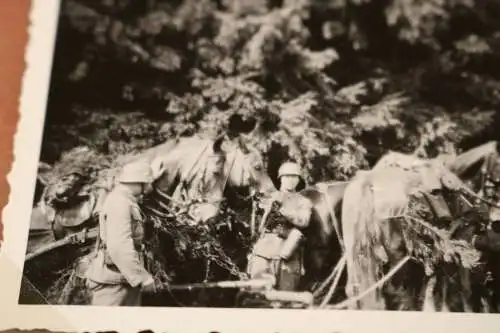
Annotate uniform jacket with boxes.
[253,190,312,259]
[86,186,152,287]
[262,191,312,231]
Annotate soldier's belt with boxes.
[99,244,146,272]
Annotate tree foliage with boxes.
[42,0,500,184]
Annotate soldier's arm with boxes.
[105,198,153,288]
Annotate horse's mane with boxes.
[126,137,218,183]
[143,136,211,160]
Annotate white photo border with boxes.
[2,0,500,332]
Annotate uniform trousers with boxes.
[87,280,142,306]
[247,233,303,291]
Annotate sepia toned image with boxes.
[14,0,500,316]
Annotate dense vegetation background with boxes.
[39,0,500,185]
[27,0,500,307]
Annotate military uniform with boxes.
[85,161,155,306]
[247,162,311,291]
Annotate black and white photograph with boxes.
[7,0,500,329]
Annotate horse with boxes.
[339,153,486,311]
[373,149,500,312]
[298,150,461,306]
[131,135,276,240]
[289,147,497,310]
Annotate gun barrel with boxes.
[263,290,314,305]
[25,238,71,261]
[25,228,98,262]
[164,278,275,291]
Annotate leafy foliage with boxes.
[29,0,500,306]
[43,0,500,182]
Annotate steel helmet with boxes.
[278,162,302,179]
[118,161,153,184]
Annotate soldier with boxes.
[247,161,311,292]
[85,161,157,306]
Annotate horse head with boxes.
[146,135,229,224]
[225,138,276,199]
